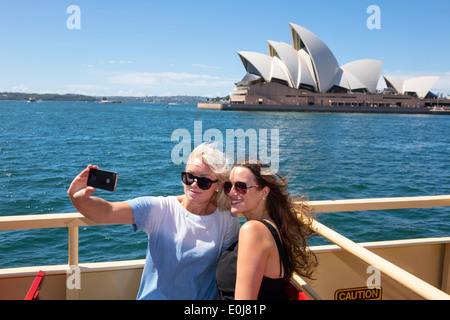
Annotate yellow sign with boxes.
[334,287,382,300]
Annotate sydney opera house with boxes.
[207,23,449,113]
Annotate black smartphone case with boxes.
[87,169,118,192]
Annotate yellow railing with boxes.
[0,213,117,267]
[0,195,449,299]
[305,220,450,300]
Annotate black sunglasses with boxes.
[223,181,261,195]
[181,172,218,190]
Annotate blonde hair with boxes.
[187,142,230,211]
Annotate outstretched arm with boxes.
[67,165,134,225]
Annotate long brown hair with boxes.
[235,161,317,279]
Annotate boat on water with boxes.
[99,97,121,104]
[430,106,450,113]
[0,195,449,300]
[27,97,36,103]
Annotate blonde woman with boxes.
[68,143,239,299]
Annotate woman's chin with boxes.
[230,205,244,215]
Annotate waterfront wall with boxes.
[197,103,446,115]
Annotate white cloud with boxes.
[191,63,221,69]
[11,84,29,92]
[113,88,146,96]
[435,72,450,96]
[107,72,159,85]
[98,60,133,65]
[106,71,224,86]
[102,71,238,97]
[63,84,111,96]
[67,84,110,91]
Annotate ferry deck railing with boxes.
[0,194,449,300]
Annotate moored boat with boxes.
[99,97,122,103]
[430,106,450,113]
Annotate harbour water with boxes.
[1,100,449,268]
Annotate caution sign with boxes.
[334,286,382,300]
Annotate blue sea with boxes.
[1,100,449,268]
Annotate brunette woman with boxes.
[216,161,317,300]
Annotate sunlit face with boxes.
[183,157,219,205]
[227,166,268,219]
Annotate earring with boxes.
[216,189,220,192]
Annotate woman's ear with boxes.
[261,186,270,199]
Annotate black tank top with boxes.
[216,220,290,300]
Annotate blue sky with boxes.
[1,0,449,97]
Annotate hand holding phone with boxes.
[87,168,118,192]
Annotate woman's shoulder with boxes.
[128,195,182,212]
[241,219,278,231]
[237,221,275,262]
[239,220,273,242]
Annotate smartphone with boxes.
[87,168,118,192]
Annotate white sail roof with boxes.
[237,51,273,82]
[267,40,317,90]
[384,75,439,98]
[340,59,382,93]
[289,23,340,92]
[237,51,291,86]
[330,68,367,92]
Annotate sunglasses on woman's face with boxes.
[181,172,218,190]
[223,181,261,195]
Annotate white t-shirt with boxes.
[126,196,240,300]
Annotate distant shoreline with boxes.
[0,92,217,104]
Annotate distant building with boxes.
[230,23,441,107]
